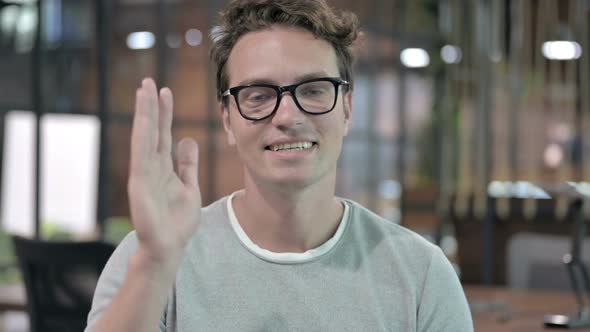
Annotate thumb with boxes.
[175,138,199,188]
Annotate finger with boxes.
[158,87,174,155]
[175,138,199,188]
[130,78,159,174]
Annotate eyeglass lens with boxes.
[237,80,336,119]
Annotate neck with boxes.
[233,172,344,253]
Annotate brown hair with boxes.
[210,0,360,102]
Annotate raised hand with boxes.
[128,78,201,265]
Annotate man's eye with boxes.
[302,89,327,98]
[247,93,273,102]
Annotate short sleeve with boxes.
[417,248,473,332]
[84,232,156,331]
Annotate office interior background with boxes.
[1,0,590,330]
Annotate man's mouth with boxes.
[265,141,317,152]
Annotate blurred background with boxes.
[1,0,590,330]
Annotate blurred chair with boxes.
[11,235,115,332]
[507,232,590,290]
[450,194,583,285]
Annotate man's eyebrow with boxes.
[235,71,334,87]
[236,78,276,86]
[292,71,332,82]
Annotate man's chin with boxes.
[268,173,315,188]
[253,170,319,191]
[244,164,331,191]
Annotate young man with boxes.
[86,0,472,331]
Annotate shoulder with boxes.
[339,198,451,289]
[341,200,472,329]
[342,198,439,257]
[198,194,231,229]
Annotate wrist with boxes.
[129,246,183,284]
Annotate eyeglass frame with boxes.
[222,77,350,121]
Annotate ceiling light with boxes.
[542,41,582,60]
[185,28,202,47]
[126,31,155,50]
[400,48,430,68]
[441,45,462,64]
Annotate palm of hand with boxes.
[128,78,201,262]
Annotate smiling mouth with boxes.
[265,141,317,152]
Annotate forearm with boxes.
[89,77,201,331]
[89,248,181,332]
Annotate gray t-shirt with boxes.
[86,194,472,331]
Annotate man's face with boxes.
[221,25,352,190]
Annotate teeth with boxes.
[269,142,314,152]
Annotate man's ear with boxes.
[342,90,353,136]
[220,101,237,146]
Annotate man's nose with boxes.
[271,92,305,127]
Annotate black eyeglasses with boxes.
[222,77,349,121]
